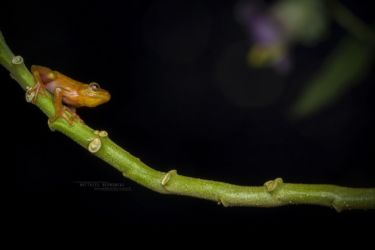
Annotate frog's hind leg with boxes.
[49,88,83,125]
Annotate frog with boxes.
[29,65,111,124]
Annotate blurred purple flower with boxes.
[235,0,328,74]
[237,4,284,45]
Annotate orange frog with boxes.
[30,65,111,124]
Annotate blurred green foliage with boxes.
[290,35,374,118]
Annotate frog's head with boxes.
[80,82,111,107]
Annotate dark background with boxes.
[2,0,374,226]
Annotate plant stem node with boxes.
[161,170,177,187]
[88,137,102,153]
[12,55,23,65]
[264,177,284,192]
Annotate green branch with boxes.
[2,31,374,211]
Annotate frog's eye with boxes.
[89,82,101,91]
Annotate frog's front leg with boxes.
[28,66,51,103]
[48,87,65,124]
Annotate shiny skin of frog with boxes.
[29,65,111,124]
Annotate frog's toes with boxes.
[26,83,48,104]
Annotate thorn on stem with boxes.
[161,170,177,187]
[47,119,56,131]
[217,198,229,207]
[99,131,108,137]
[12,55,23,65]
[264,177,284,192]
[94,130,108,137]
[88,137,102,153]
[332,199,349,213]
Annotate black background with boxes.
[2,0,374,226]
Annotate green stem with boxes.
[2,31,374,211]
